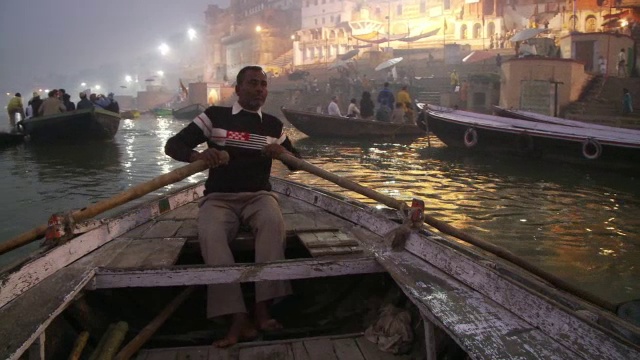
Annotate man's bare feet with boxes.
[254,301,283,332]
[213,312,258,348]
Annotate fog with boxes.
[0,0,229,96]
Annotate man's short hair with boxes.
[236,65,265,85]
[384,82,389,87]
[79,92,87,98]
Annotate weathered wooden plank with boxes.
[307,246,362,257]
[0,183,203,310]
[176,219,198,238]
[355,337,402,360]
[332,338,364,360]
[278,195,322,215]
[176,346,210,360]
[156,202,199,220]
[273,179,640,359]
[423,317,437,360]
[291,342,311,360]
[106,238,186,268]
[303,339,338,360]
[141,220,183,238]
[297,232,359,248]
[283,213,337,233]
[238,344,292,360]
[0,239,133,360]
[208,347,233,360]
[93,256,384,289]
[27,333,44,360]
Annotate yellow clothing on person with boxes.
[396,90,412,110]
[450,72,459,86]
[7,96,23,112]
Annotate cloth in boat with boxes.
[165,101,298,318]
[365,304,414,354]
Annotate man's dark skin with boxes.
[190,69,292,348]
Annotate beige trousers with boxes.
[198,191,291,318]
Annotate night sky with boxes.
[0,0,229,94]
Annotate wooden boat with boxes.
[425,105,640,171]
[1,174,639,359]
[493,106,640,136]
[152,108,173,117]
[21,108,121,143]
[281,107,426,138]
[172,103,205,120]
[0,131,24,148]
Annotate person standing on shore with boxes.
[623,88,633,115]
[164,65,299,348]
[618,48,627,77]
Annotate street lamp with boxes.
[125,75,133,83]
[158,43,170,56]
[256,25,262,33]
[187,28,197,41]
[95,85,101,90]
[80,82,86,87]
[157,70,164,77]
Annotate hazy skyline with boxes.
[0,0,229,94]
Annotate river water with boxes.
[1,115,638,307]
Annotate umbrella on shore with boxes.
[375,57,403,71]
[339,49,359,61]
[510,28,546,42]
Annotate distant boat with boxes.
[152,108,173,117]
[172,103,205,120]
[425,105,640,172]
[281,107,426,139]
[21,108,120,143]
[493,106,640,136]
[0,132,24,149]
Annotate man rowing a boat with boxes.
[164,65,299,348]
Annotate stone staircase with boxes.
[562,76,640,129]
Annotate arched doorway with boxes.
[473,23,482,39]
[568,15,578,32]
[585,15,597,33]
[460,24,468,40]
[487,22,495,38]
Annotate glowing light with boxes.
[255,25,262,33]
[80,82,86,87]
[187,28,197,41]
[158,42,170,56]
[44,89,50,92]
[5,93,10,96]
[291,35,295,40]
[125,75,133,83]
[95,85,101,90]
[157,70,164,77]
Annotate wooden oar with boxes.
[0,153,228,256]
[275,153,621,313]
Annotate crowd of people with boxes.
[323,82,416,124]
[5,90,120,131]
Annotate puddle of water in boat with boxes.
[0,115,638,306]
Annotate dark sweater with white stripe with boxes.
[165,105,297,194]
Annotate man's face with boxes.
[236,70,268,111]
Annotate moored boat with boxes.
[172,103,206,120]
[493,106,640,136]
[1,169,639,359]
[120,110,140,119]
[281,107,426,139]
[21,108,120,143]
[425,105,640,171]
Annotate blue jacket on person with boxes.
[377,88,395,110]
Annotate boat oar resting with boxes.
[274,153,626,314]
[0,152,230,256]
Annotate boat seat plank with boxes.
[332,338,365,360]
[298,230,363,257]
[0,239,133,360]
[137,334,410,360]
[156,202,199,220]
[105,238,186,268]
[140,220,183,238]
[175,219,198,238]
[238,344,293,360]
[302,338,338,360]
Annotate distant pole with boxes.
[387,0,391,51]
